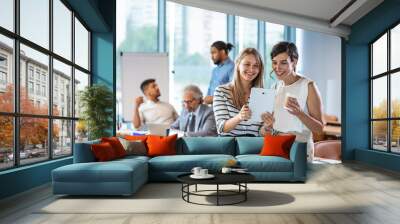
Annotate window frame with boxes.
[0,0,92,171]
[370,20,400,154]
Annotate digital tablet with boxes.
[248,88,276,122]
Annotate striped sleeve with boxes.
[213,86,231,134]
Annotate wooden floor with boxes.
[1,162,400,224]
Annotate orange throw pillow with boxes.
[260,134,296,159]
[146,134,177,157]
[91,142,117,161]
[101,137,127,158]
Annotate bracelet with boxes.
[263,125,273,133]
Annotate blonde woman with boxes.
[213,48,265,136]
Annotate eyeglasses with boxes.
[182,99,195,104]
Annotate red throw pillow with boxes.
[91,142,117,161]
[146,134,177,157]
[101,137,127,158]
[260,134,296,159]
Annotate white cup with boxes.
[191,167,202,176]
[199,169,208,176]
[284,92,297,111]
[221,167,232,174]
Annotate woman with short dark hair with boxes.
[262,41,324,161]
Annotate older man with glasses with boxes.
[170,85,217,137]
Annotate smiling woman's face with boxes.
[238,54,260,83]
[272,52,297,80]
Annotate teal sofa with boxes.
[52,137,307,196]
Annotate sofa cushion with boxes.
[236,155,293,172]
[52,159,147,183]
[236,137,264,155]
[260,134,296,159]
[177,137,235,155]
[119,138,147,156]
[74,140,101,163]
[91,142,118,161]
[147,134,177,157]
[148,154,235,172]
[115,155,150,163]
[125,135,148,147]
[101,137,127,158]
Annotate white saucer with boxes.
[190,174,215,179]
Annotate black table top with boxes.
[177,172,255,185]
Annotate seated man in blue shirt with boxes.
[204,41,235,104]
[170,85,217,137]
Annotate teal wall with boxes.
[0,158,72,199]
[344,0,400,171]
[91,0,116,135]
[0,0,116,200]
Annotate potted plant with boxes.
[79,84,113,140]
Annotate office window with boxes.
[20,0,49,49]
[74,69,89,118]
[167,2,227,112]
[75,18,89,70]
[20,44,49,115]
[53,119,72,158]
[372,77,387,119]
[371,25,400,154]
[265,23,285,88]
[0,0,14,31]
[0,116,13,170]
[391,24,400,70]
[0,0,91,170]
[53,59,72,117]
[235,17,258,54]
[19,117,49,165]
[372,34,387,77]
[117,0,158,52]
[53,0,72,60]
[0,34,13,113]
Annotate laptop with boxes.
[146,123,170,136]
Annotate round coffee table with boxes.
[177,173,255,206]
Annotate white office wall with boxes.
[296,29,342,121]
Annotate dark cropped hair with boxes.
[211,41,234,54]
[270,41,299,62]
[140,79,155,93]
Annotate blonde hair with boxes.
[229,48,264,109]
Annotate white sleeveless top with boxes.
[273,75,314,161]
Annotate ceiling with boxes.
[169,0,384,38]
[223,0,382,26]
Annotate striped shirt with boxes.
[213,84,262,136]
